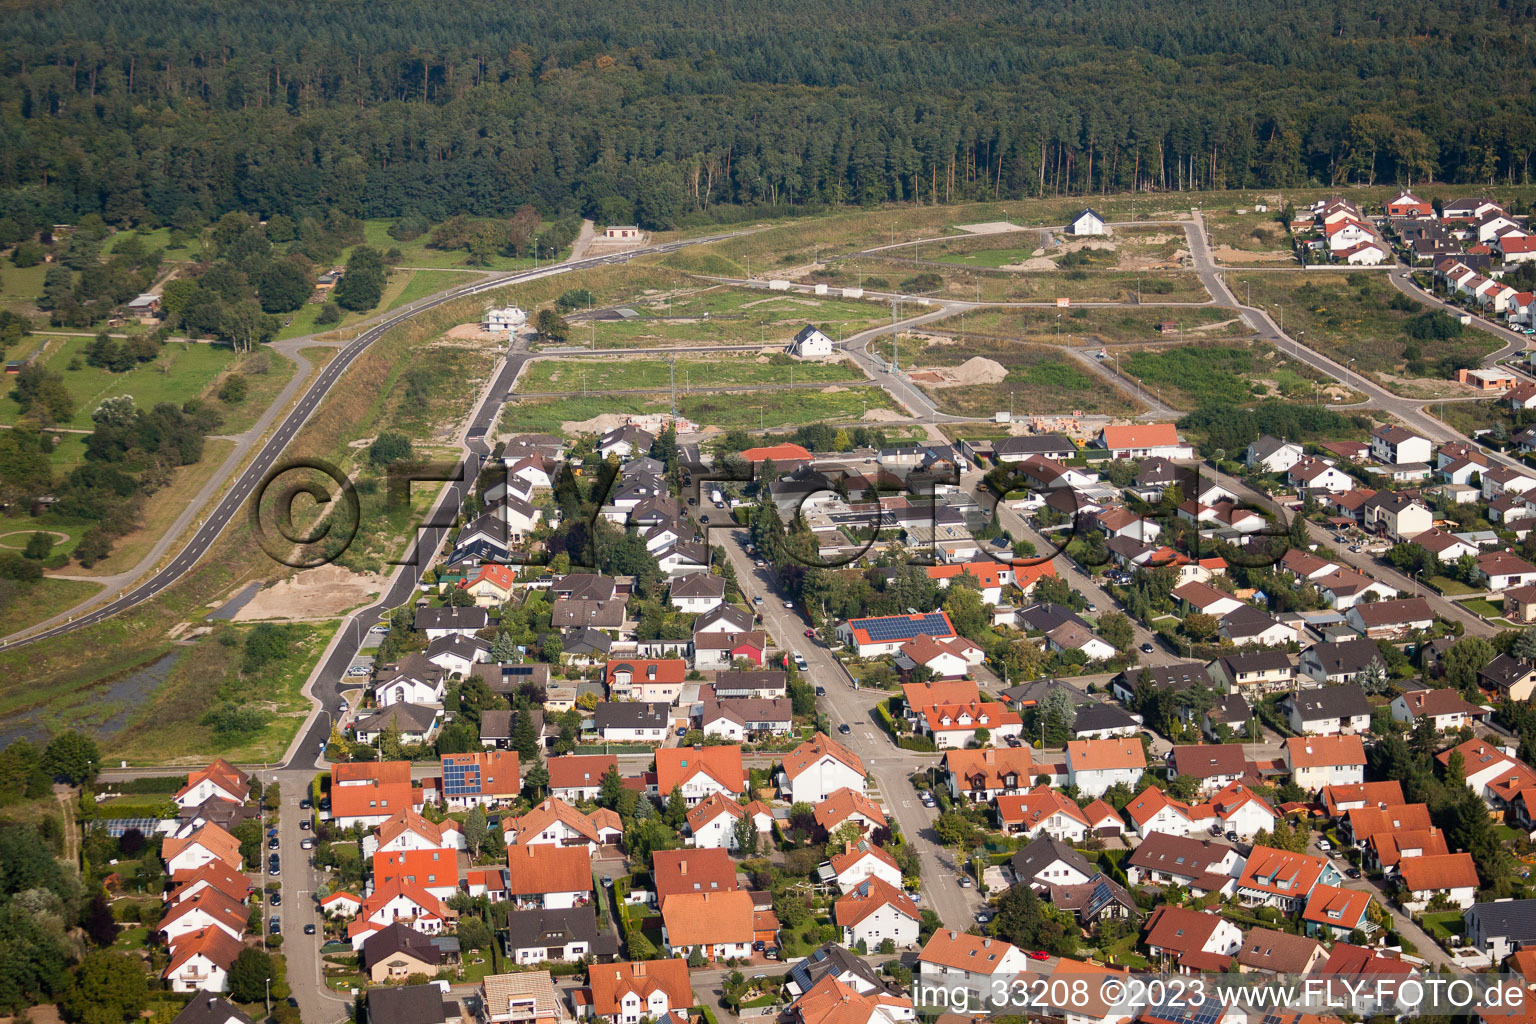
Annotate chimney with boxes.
[982,938,992,949]
[948,930,958,940]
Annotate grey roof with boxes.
[671,574,726,598]
[361,921,445,972]
[1127,832,1237,888]
[594,702,671,731]
[1049,871,1138,920]
[426,633,490,662]
[365,985,455,1024]
[1017,603,1092,634]
[999,678,1090,709]
[469,662,551,695]
[551,598,625,629]
[562,627,613,656]
[1010,834,1095,885]
[711,670,788,697]
[480,709,515,742]
[173,997,256,1024]
[553,573,618,602]
[1113,662,1213,696]
[1285,685,1372,722]
[1220,604,1282,639]
[786,942,885,996]
[504,905,619,957]
[354,703,440,736]
[697,604,755,633]
[1206,693,1252,726]
[1302,638,1384,677]
[994,434,1076,457]
[1466,899,1536,942]
[413,605,489,632]
[1073,702,1140,735]
[1248,435,1296,461]
[1216,650,1292,676]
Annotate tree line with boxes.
[1,0,1534,231]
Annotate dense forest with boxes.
[1,1,1535,229]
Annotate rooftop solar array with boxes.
[1147,993,1223,1024]
[443,758,483,797]
[91,817,164,837]
[852,612,952,642]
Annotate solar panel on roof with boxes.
[92,817,161,837]
[444,760,482,797]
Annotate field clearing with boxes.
[501,385,901,434]
[1229,271,1498,396]
[0,262,48,313]
[360,218,551,271]
[387,269,479,311]
[1204,208,1294,261]
[518,356,861,393]
[2,337,235,430]
[213,348,299,436]
[103,226,204,260]
[956,305,1248,345]
[819,259,1211,304]
[0,578,103,639]
[1120,340,1354,409]
[557,286,889,349]
[875,336,1139,418]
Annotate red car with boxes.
[804,628,816,638]
[1027,950,1051,961]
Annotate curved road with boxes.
[0,231,749,650]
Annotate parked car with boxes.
[345,665,369,677]
[270,891,281,906]
[975,910,994,924]
[815,686,826,697]
[1317,839,1333,852]
[1140,642,1155,654]
[752,595,763,605]
[1346,867,1362,879]
[838,724,852,734]
[1225,832,1240,843]
[958,876,973,888]
[784,600,795,609]
[300,838,314,850]
[1004,735,1022,747]
[268,837,279,850]
[300,819,311,831]
[269,917,281,935]
[299,798,311,810]
[304,924,316,935]
[1027,950,1050,961]
[804,628,816,638]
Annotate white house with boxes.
[376,671,446,708]
[1246,436,1304,474]
[1370,426,1433,466]
[1398,853,1480,912]
[174,761,250,811]
[835,877,920,950]
[685,792,772,851]
[1285,735,1367,791]
[485,306,528,332]
[918,931,1030,992]
[1065,739,1146,798]
[669,574,726,614]
[1070,209,1107,236]
[781,734,866,804]
[788,325,836,359]
[164,928,242,994]
[830,840,904,893]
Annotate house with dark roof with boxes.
[364,984,458,1024]
[1299,638,1385,686]
[1282,686,1372,736]
[1048,872,1139,932]
[1208,650,1294,693]
[172,997,254,1024]
[504,905,618,965]
[1142,905,1243,973]
[593,702,671,742]
[1008,835,1094,891]
[360,922,451,983]
[1108,662,1213,704]
[413,605,489,640]
[1124,833,1242,896]
[1465,898,1536,961]
[1234,927,1326,975]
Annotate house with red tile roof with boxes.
[1343,802,1432,848]
[996,786,1090,842]
[606,659,689,704]
[165,861,252,908]
[781,734,866,804]
[941,747,1034,803]
[375,807,465,853]
[812,788,887,836]
[174,759,251,810]
[835,876,920,950]
[1302,883,1373,939]
[684,792,772,851]
[1285,735,1367,790]
[372,848,460,900]
[788,973,913,1024]
[1065,738,1146,797]
[548,755,619,802]
[741,443,812,465]
[1237,847,1342,912]
[917,930,1029,987]
[1095,423,1193,460]
[588,959,695,1023]
[917,700,1023,749]
[895,635,984,681]
[163,823,243,876]
[1398,852,1479,910]
[164,926,245,993]
[505,844,594,910]
[1368,828,1449,873]
[655,745,745,805]
[439,750,521,809]
[1142,905,1243,973]
[505,797,623,852]
[651,848,740,908]
[331,761,416,829]
[660,890,756,961]
[1320,780,1405,819]
[158,889,249,944]
[346,875,448,948]
[829,840,903,893]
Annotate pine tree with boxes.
[665,784,688,828]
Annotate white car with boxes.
[1316,839,1332,852]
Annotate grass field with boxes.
[0,262,48,313]
[955,305,1248,346]
[819,258,1211,304]
[360,218,552,272]
[548,285,890,350]
[104,622,325,764]
[1229,271,1499,396]
[214,348,298,436]
[103,226,204,261]
[387,269,480,311]
[873,335,1139,417]
[0,578,103,638]
[1119,341,1349,409]
[2,337,235,430]
[501,385,902,434]
[1204,208,1294,261]
[517,356,862,394]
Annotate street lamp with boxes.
[265,977,272,1017]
